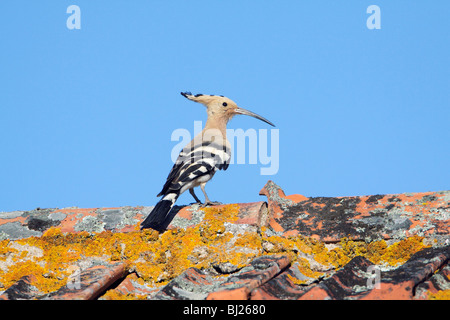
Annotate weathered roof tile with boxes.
[260,180,450,244]
[44,263,127,300]
[0,181,448,300]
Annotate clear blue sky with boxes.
[1,1,449,212]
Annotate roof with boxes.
[0,181,449,300]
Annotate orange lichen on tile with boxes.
[1,204,260,294]
[294,258,324,280]
[326,235,429,268]
[378,235,429,266]
[258,230,429,274]
[428,290,450,300]
[0,240,17,256]
[101,289,147,300]
[0,199,436,298]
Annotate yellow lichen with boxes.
[327,235,428,268]
[234,232,262,251]
[286,273,308,285]
[0,205,433,297]
[0,260,67,293]
[379,235,428,266]
[428,290,450,300]
[295,257,324,279]
[200,204,239,240]
[0,240,15,256]
[101,290,147,300]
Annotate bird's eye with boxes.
[222,102,228,107]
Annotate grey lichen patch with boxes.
[72,256,116,271]
[139,206,153,219]
[74,215,105,233]
[433,272,450,290]
[0,211,25,219]
[263,181,295,210]
[5,208,62,234]
[351,284,370,295]
[98,207,142,231]
[350,202,439,241]
[98,209,124,230]
[156,255,286,300]
[438,191,450,204]
[223,222,257,236]
[262,227,284,237]
[121,207,143,226]
[48,211,67,221]
[169,281,212,300]
[0,242,45,273]
[430,207,450,221]
[0,231,9,241]
[355,227,365,233]
[408,220,435,237]
[169,205,205,229]
[0,222,42,240]
[155,268,219,300]
[418,194,437,204]
[213,262,240,274]
[187,246,210,264]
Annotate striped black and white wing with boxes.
[157,138,231,197]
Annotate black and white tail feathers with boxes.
[140,191,179,231]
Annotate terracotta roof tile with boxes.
[0,181,448,300]
[0,275,39,300]
[45,263,127,300]
[361,247,450,300]
[259,180,449,245]
[149,255,289,300]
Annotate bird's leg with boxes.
[189,188,202,205]
[200,183,222,207]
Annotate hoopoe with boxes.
[140,92,275,231]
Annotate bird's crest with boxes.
[180,91,275,127]
[181,92,225,105]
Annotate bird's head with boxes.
[180,92,275,127]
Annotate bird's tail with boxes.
[140,192,179,231]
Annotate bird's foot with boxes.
[200,201,222,207]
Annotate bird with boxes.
[140,92,275,231]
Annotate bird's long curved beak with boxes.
[234,107,275,127]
